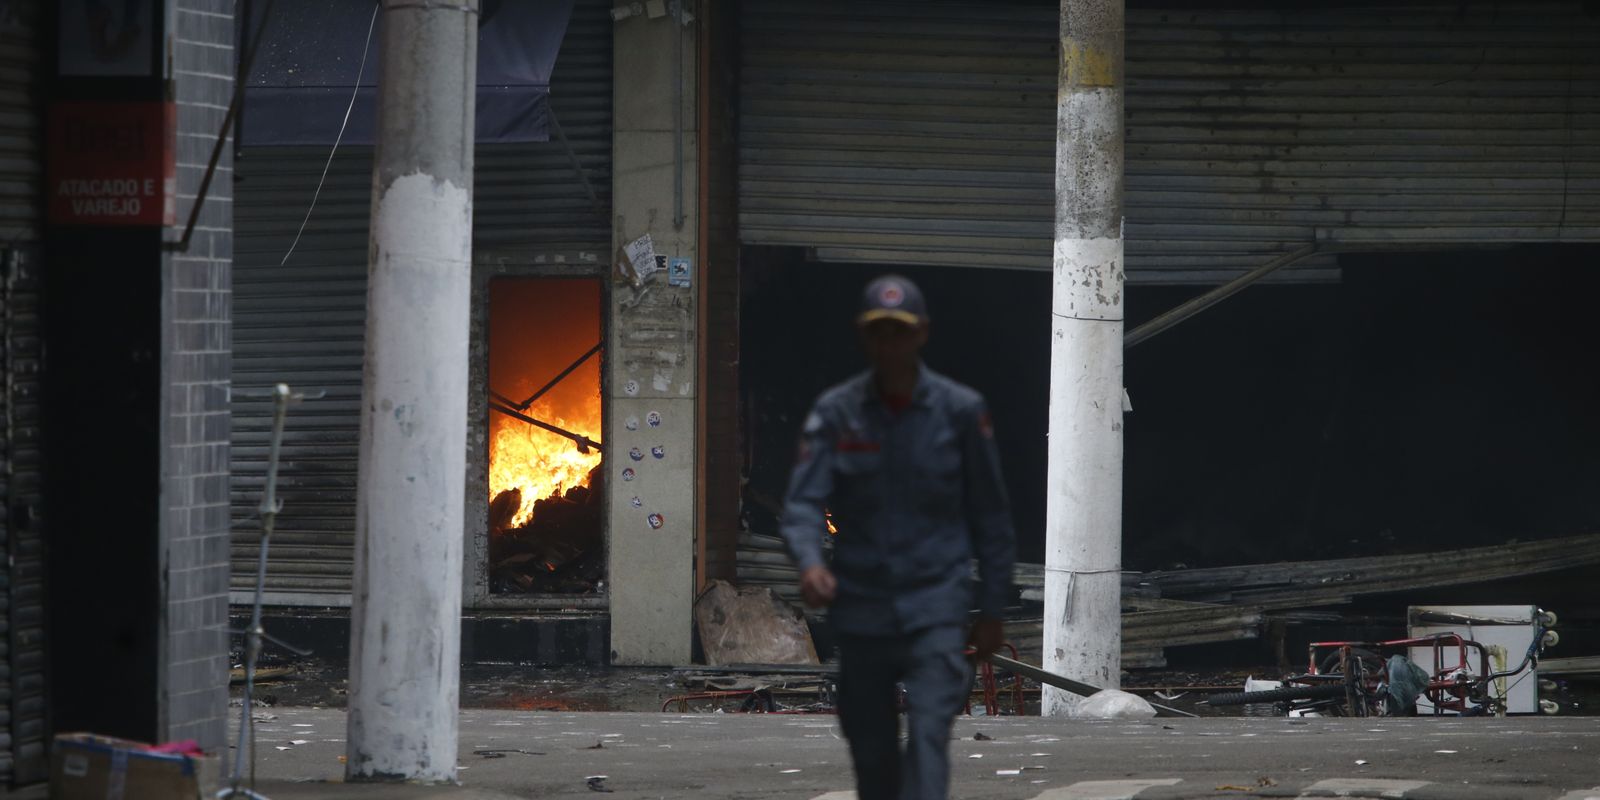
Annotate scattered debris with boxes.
[973,731,994,741]
[1009,534,1600,668]
[1356,760,1369,766]
[694,580,820,666]
[229,665,299,684]
[585,740,605,750]
[1072,689,1158,720]
[987,653,1194,718]
[996,769,1022,776]
[489,470,605,594]
[1216,779,1278,793]
[473,748,544,758]
[586,775,614,793]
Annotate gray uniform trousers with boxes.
[835,625,970,800]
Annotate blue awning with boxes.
[242,0,575,146]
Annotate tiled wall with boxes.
[161,0,234,749]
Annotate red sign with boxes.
[46,101,176,226]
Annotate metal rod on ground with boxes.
[1123,244,1320,349]
[513,341,603,410]
[347,0,478,783]
[489,401,602,452]
[222,383,301,800]
[1045,0,1126,716]
[987,654,1197,718]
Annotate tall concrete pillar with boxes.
[1043,0,1126,716]
[346,0,478,781]
[607,7,699,666]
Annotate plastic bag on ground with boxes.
[1070,689,1158,719]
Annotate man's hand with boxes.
[798,565,837,609]
[968,616,1004,661]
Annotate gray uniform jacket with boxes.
[779,367,1017,637]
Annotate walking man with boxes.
[780,274,1017,800]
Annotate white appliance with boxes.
[1407,604,1556,715]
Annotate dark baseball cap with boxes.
[858,274,929,326]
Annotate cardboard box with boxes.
[50,733,202,800]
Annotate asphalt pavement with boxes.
[226,707,1600,799]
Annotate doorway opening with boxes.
[486,278,605,595]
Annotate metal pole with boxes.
[346,0,478,783]
[986,654,1196,718]
[489,401,603,453]
[1124,244,1320,349]
[1044,0,1125,716]
[513,340,604,409]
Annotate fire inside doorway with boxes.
[486,278,605,594]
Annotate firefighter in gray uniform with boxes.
[780,274,1017,800]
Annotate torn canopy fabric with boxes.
[240,0,576,146]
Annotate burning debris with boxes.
[487,277,606,594]
[489,465,605,594]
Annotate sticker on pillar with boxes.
[630,496,643,508]
[625,415,640,431]
[621,468,636,482]
[624,380,639,396]
[646,411,662,428]
[647,513,665,530]
[668,257,692,288]
[629,447,644,461]
[651,446,665,460]
[624,233,658,283]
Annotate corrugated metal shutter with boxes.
[231,0,614,599]
[0,0,39,245]
[0,0,46,785]
[739,0,1600,283]
[3,249,46,786]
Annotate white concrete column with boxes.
[607,7,698,666]
[346,0,478,781]
[1043,0,1126,716]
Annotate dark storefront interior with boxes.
[741,244,1600,654]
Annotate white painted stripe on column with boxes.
[1029,778,1183,799]
[1298,778,1431,798]
[808,792,856,800]
[1554,789,1600,800]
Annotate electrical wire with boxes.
[280,1,380,266]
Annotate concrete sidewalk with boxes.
[217,707,1600,799]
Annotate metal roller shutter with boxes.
[3,249,45,787]
[0,0,46,786]
[231,0,614,600]
[738,0,1600,283]
[0,0,38,245]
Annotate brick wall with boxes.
[160,0,234,749]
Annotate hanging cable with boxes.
[280,1,380,266]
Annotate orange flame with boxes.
[486,277,603,531]
[489,399,602,528]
